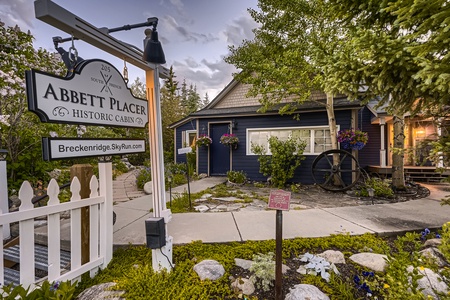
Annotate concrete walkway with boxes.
[112,177,450,246]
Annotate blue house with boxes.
[170,79,447,184]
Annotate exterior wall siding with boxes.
[174,122,197,164]
[196,109,356,184]
[357,107,382,168]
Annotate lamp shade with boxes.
[143,30,166,64]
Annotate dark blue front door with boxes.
[210,123,230,175]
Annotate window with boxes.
[247,126,337,155]
[182,130,197,147]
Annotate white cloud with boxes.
[223,13,257,47]
[171,56,237,99]
[162,15,218,44]
[0,0,34,30]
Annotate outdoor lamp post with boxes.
[0,149,11,239]
[367,188,375,205]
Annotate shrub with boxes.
[251,136,306,188]
[249,252,275,292]
[358,177,394,198]
[227,170,247,184]
[127,153,147,166]
[136,167,151,189]
[0,280,76,299]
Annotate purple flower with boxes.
[50,281,60,291]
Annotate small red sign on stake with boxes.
[268,190,291,211]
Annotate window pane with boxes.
[292,129,311,153]
[314,129,332,153]
[249,131,269,153]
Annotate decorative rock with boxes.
[194,205,210,213]
[216,205,228,212]
[424,238,442,248]
[296,265,307,275]
[285,284,330,300]
[231,277,255,295]
[419,248,447,267]
[193,260,225,281]
[282,264,291,274]
[318,250,346,264]
[349,253,388,272]
[235,258,253,270]
[198,173,208,179]
[407,266,449,298]
[201,193,213,199]
[143,181,153,195]
[76,282,125,300]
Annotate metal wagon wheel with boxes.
[311,149,361,192]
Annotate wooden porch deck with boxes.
[367,165,450,182]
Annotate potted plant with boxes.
[220,133,239,149]
[196,134,212,147]
[337,129,368,150]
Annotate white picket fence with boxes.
[0,162,113,288]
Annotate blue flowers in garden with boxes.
[420,227,441,240]
[354,274,373,295]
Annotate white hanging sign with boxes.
[42,138,146,161]
[26,59,148,128]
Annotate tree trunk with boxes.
[392,115,406,190]
[326,93,338,150]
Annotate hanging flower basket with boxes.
[220,133,239,149]
[337,129,368,150]
[196,135,212,147]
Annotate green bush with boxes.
[136,167,152,189]
[251,136,306,188]
[249,252,275,292]
[127,153,148,166]
[227,170,247,184]
[358,177,394,198]
[0,280,76,299]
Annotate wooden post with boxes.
[70,164,93,265]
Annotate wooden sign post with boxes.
[268,189,291,300]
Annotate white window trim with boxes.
[246,125,339,156]
[183,130,197,147]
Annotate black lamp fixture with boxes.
[231,119,238,130]
[0,149,7,161]
[52,17,165,65]
[143,27,166,64]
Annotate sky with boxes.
[0,0,259,99]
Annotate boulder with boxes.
[235,258,253,270]
[285,284,330,300]
[318,250,346,264]
[424,238,442,248]
[349,252,388,272]
[143,181,153,195]
[193,259,225,281]
[419,247,447,267]
[407,266,449,298]
[76,282,125,300]
[231,277,255,295]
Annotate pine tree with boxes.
[160,66,182,161]
[201,93,210,109]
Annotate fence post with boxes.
[98,157,113,266]
[70,164,93,265]
[0,151,10,239]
